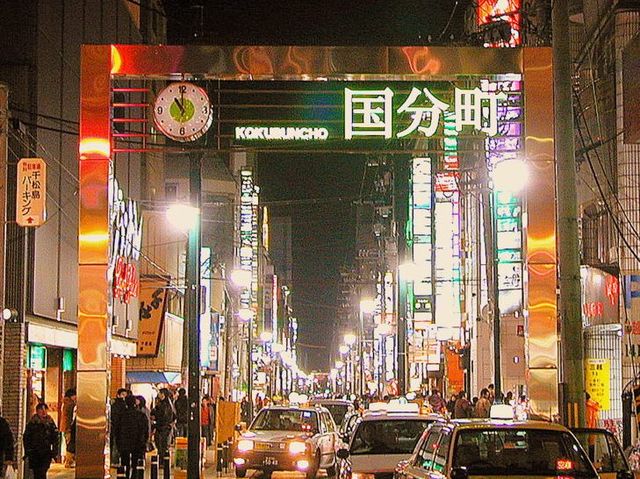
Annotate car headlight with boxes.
[289,441,307,454]
[237,439,254,452]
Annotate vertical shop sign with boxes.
[585,358,611,411]
[137,276,168,356]
[17,158,46,227]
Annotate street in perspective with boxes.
[3,0,640,478]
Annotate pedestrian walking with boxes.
[23,403,59,479]
[200,397,213,447]
[111,388,128,467]
[474,388,492,418]
[427,390,447,415]
[487,384,496,403]
[115,395,149,479]
[454,391,473,419]
[446,394,456,417]
[151,388,176,459]
[174,388,188,438]
[61,388,76,468]
[240,396,250,424]
[0,411,15,477]
[135,396,153,452]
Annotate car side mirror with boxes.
[336,448,350,460]
[451,467,468,479]
[616,471,634,479]
[235,423,243,432]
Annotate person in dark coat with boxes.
[174,388,188,438]
[23,403,59,479]
[135,396,153,452]
[115,395,149,479]
[61,388,76,468]
[454,391,473,419]
[0,412,15,474]
[110,388,128,467]
[151,389,176,459]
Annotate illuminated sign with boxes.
[477,0,522,47]
[235,126,328,141]
[17,158,46,227]
[585,358,611,410]
[485,78,524,314]
[239,170,258,311]
[345,86,506,139]
[137,276,168,357]
[110,177,143,304]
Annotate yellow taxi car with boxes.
[395,415,599,479]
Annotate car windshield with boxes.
[453,428,597,477]
[251,409,318,433]
[322,404,349,426]
[350,419,432,455]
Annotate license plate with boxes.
[263,457,278,466]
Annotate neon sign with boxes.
[110,177,142,304]
[235,126,328,141]
[345,86,506,140]
[239,170,257,311]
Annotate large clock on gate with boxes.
[152,82,213,142]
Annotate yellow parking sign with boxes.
[585,358,610,411]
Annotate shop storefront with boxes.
[581,266,623,433]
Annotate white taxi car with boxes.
[337,402,441,479]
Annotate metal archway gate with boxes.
[79,45,556,478]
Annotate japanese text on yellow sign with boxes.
[585,358,610,411]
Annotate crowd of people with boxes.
[110,387,220,477]
[425,384,531,419]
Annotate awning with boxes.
[126,371,181,384]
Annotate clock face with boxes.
[152,82,212,142]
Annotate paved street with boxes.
[48,459,326,479]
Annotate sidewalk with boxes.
[48,448,223,479]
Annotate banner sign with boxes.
[585,358,611,411]
[137,276,169,356]
[17,158,46,227]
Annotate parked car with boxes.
[233,405,339,479]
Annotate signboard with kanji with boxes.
[137,275,169,357]
[17,158,46,227]
[585,358,610,411]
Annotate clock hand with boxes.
[173,97,185,115]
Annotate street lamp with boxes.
[339,344,349,355]
[166,153,203,479]
[489,158,528,398]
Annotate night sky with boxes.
[163,0,467,371]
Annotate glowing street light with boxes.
[399,262,423,282]
[360,298,376,314]
[344,333,357,346]
[230,269,252,289]
[335,360,344,369]
[260,331,273,342]
[166,203,199,232]
[238,308,255,322]
[339,344,349,355]
[491,158,528,193]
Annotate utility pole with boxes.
[186,152,203,479]
[553,0,585,427]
